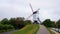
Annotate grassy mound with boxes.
[12,24,39,34]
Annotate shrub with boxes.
[0,23,4,30]
[3,24,14,30]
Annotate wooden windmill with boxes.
[27,4,41,24]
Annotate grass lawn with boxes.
[12,24,39,34]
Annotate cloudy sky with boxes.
[0,0,60,21]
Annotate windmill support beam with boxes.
[33,20,39,24]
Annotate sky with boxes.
[0,0,60,21]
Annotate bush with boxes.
[1,18,10,25]
[8,25,14,29]
[3,24,14,30]
[0,24,14,30]
[0,23,4,30]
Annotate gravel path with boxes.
[0,30,18,34]
[37,25,50,34]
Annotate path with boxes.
[0,30,18,34]
[37,25,50,34]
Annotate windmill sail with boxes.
[27,14,33,19]
[37,18,41,23]
[29,4,34,12]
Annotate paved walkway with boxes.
[37,25,50,34]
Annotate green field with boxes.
[12,24,39,34]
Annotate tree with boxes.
[56,19,60,32]
[24,20,32,25]
[15,17,25,29]
[42,19,53,27]
[0,23,4,30]
[2,24,14,30]
[1,18,10,25]
[51,21,56,28]
[9,17,25,29]
[9,18,17,29]
[56,19,60,28]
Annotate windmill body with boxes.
[33,11,39,24]
[27,4,41,24]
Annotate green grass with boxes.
[12,24,39,34]
[47,28,56,34]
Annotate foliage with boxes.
[51,21,56,28]
[9,18,16,29]
[1,18,10,25]
[0,24,14,30]
[0,23,4,30]
[0,23,14,32]
[56,19,60,28]
[12,24,39,34]
[3,24,14,30]
[9,17,32,29]
[0,18,14,30]
[42,19,55,27]
[0,17,32,33]
[0,17,32,32]
[24,20,32,25]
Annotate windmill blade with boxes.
[29,4,34,12]
[36,8,40,11]
[37,18,41,23]
[27,14,33,19]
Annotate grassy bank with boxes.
[12,24,39,34]
[47,28,56,34]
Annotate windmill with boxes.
[27,4,41,24]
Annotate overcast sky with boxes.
[0,0,60,21]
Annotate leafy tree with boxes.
[8,25,14,29]
[56,19,60,28]
[0,24,14,30]
[9,17,25,29]
[24,20,32,25]
[1,18,10,25]
[9,18,15,26]
[3,24,14,30]
[51,21,56,28]
[0,23,4,30]
[9,18,17,29]
[42,19,53,27]
[6,24,14,29]
[15,17,25,29]
[0,17,32,30]
[56,19,60,32]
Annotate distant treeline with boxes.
[0,17,32,32]
[0,17,60,32]
[42,19,60,28]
